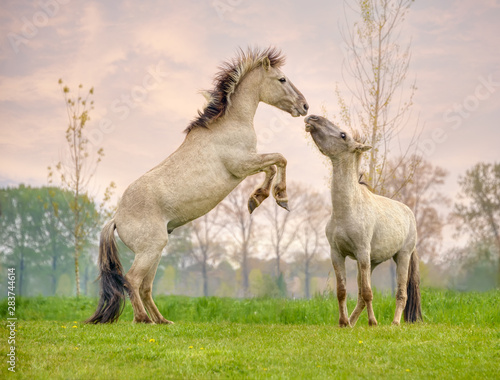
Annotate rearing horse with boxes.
[87,47,308,324]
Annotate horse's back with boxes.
[114,131,243,234]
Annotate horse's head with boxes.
[259,57,309,117]
[304,115,371,158]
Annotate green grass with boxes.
[1,289,499,379]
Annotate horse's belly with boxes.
[166,176,241,229]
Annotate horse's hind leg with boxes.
[125,254,156,323]
[248,166,276,213]
[123,229,168,324]
[392,251,411,325]
[140,255,173,324]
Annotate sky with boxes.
[1,0,499,215]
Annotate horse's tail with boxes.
[86,220,129,324]
[404,249,423,323]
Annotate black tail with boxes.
[404,250,423,323]
[86,220,129,324]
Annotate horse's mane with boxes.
[351,129,366,145]
[350,129,373,191]
[185,47,286,133]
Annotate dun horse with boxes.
[86,47,308,324]
[304,115,422,326]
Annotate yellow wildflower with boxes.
[149,339,155,343]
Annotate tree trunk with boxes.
[52,255,57,295]
[82,263,89,296]
[242,246,249,297]
[276,245,281,278]
[19,252,24,297]
[305,259,310,299]
[74,241,80,297]
[202,254,208,297]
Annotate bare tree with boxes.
[219,176,261,296]
[337,0,421,196]
[453,162,500,286]
[262,183,303,278]
[48,80,115,296]
[294,188,330,298]
[189,206,225,297]
[385,156,449,261]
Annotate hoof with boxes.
[276,200,290,211]
[368,319,378,327]
[339,318,351,328]
[158,318,174,325]
[133,315,154,324]
[391,321,400,326]
[248,197,259,214]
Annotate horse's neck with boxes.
[330,155,363,217]
[222,70,262,130]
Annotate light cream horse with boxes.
[305,115,422,326]
[86,47,308,324]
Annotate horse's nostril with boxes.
[303,103,309,111]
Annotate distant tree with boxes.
[453,162,500,286]
[48,80,115,296]
[40,187,74,294]
[337,0,421,195]
[0,186,79,296]
[385,157,449,261]
[262,183,303,278]
[219,176,260,296]
[189,206,225,297]
[249,268,282,298]
[294,188,330,298]
[213,261,237,297]
[0,185,44,296]
[158,265,177,295]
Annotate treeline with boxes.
[0,185,99,296]
[0,161,498,298]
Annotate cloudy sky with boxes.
[1,0,499,210]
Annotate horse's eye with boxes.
[279,77,286,83]
[341,132,346,140]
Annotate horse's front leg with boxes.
[248,165,276,213]
[357,254,378,326]
[331,249,350,327]
[226,152,289,213]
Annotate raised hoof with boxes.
[276,200,290,211]
[248,197,259,214]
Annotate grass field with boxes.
[1,289,499,379]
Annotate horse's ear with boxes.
[262,56,271,71]
[355,143,372,152]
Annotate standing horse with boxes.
[86,47,308,324]
[304,115,422,326]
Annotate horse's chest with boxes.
[327,223,361,258]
